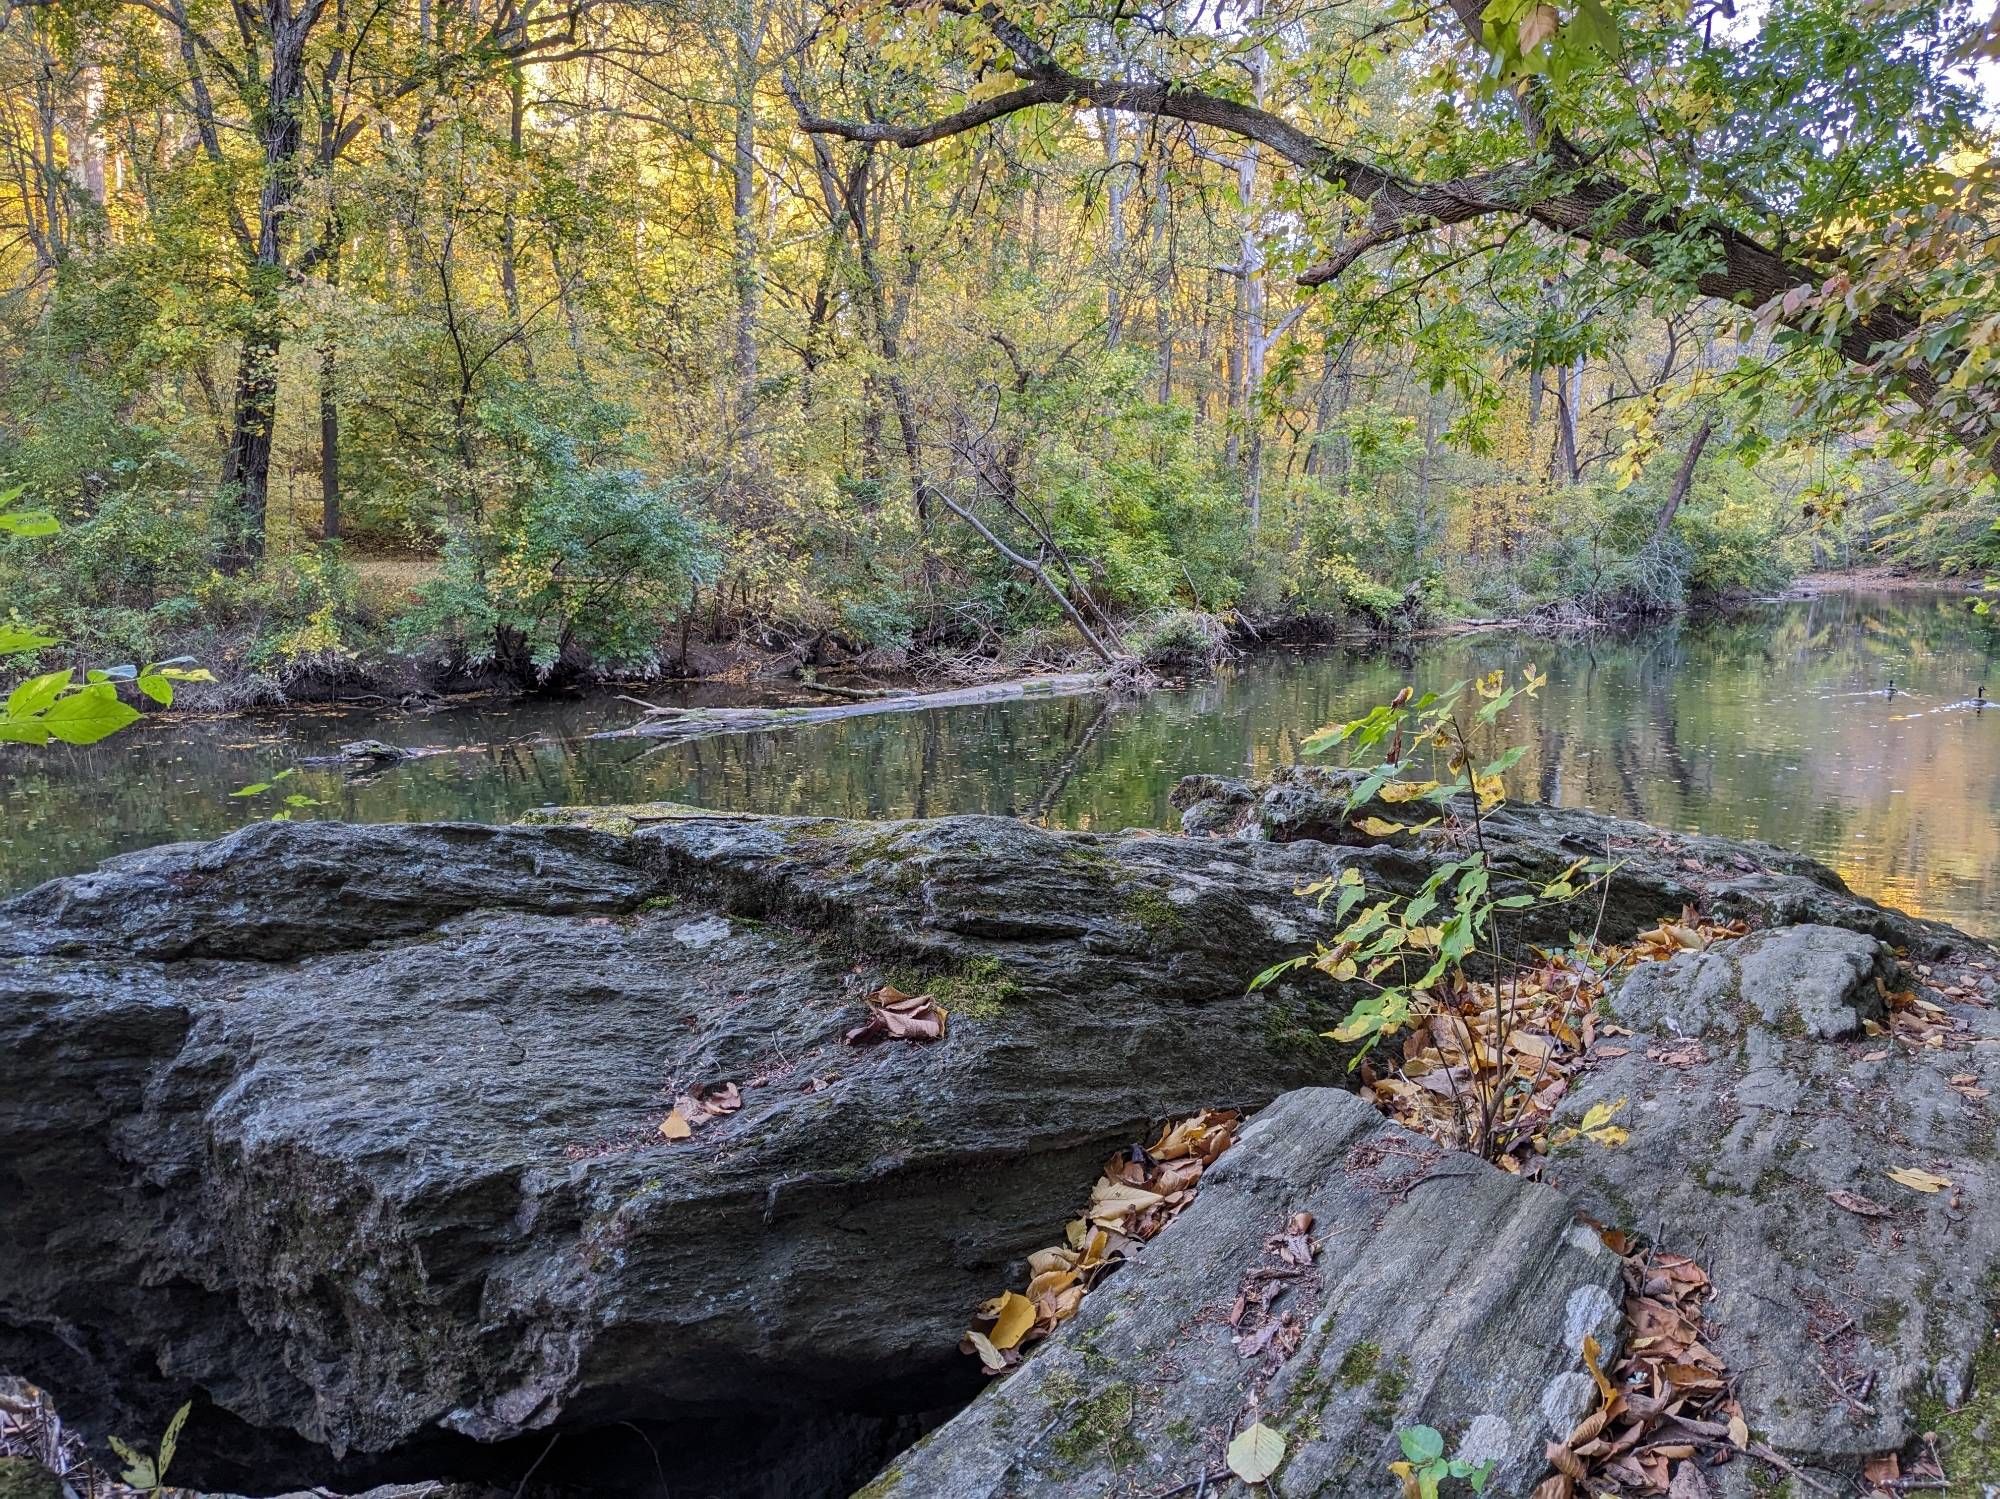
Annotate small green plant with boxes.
[2,487,212,744]
[230,766,323,820]
[1249,667,1614,1158]
[109,1400,190,1495]
[1389,1424,1493,1497]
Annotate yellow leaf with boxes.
[1380,779,1440,803]
[986,1291,1036,1350]
[1027,1267,1078,1301]
[1583,1333,1617,1401]
[1886,1166,1953,1193]
[1355,817,1406,837]
[1226,1422,1287,1484]
[1578,1097,1627,1134]
[659,1109,692,1140]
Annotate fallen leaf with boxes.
[1828,1189,1893,1218]
[844,988,948,1045]
[964,1330,1007,1374]
[1886,1166,1954,1193]
[1668,1459,1713,1499]
[1863,1453,1900,1487]
[1226,1422,1287,1484]
[984,1291,1036,1351]
[658,1109,692,1140]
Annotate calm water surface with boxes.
[5,589,1998,938]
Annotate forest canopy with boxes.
[0,0,1995,687]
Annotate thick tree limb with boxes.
[797,4,1992,467]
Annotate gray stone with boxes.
[1174,767,1974,958]
[7,804,1993,1497]
[0,813,1375,1495]
[1548,924,2000,1489]
[869,1088,1624,1498]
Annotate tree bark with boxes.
[219,0,323,570]
[319,339,339,543]
[729,0,762,439]
[1655,416,1715,540]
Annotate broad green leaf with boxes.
[7,668,72,719]
[0,627,58,656]
[0,506,60,538]
[1399,1426,1446,1465]
[41,682,141,745]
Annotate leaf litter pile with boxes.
[1360,911,1748,1171]
[1538,1235,1759,1499]
[956,912,1820,1495]
[961,1108,1239,1374]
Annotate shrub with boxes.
[395,406,712,681]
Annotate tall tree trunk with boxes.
[319,339,339,542]
[1654,416,1715,540]
[1099,107,1127,347]
[219,3,314,570]
[500,62,535,378]
[1553,358,1582,485]
[729,0,761,439]
[1151,156,1172,403]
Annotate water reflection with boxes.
[4,590,1997,938]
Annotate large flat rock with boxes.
[1547,923,2000,1492]
[867,1087,1625,1498]
[1,813,1380,1495]
[5,801,1990,1497]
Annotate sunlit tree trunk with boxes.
[729,0,764,440]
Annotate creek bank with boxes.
[0,787,1991,1496]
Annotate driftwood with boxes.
[597,671,1106,743]
[794,679,903,701]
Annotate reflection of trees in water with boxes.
[3,593,1998,938]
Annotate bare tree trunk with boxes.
[1099,107,1127,347]
[319,339,339,542]
[220,0,321,570]
[1151,156,1172,403]
[1654,416,1714,540]
[729,0,762,438]
[499,62,535,378]
[1553,358,1582,485]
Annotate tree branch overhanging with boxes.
[795,1,1995,470]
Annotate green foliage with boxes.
[1250,669,1614,1158]
[1,489,214,743]
[397,396,713,679]
[1391,1424,1495,1497]
[108,1400,191,1495]
[1127,608,1233,668]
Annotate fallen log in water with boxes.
[595,670,1106,742]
